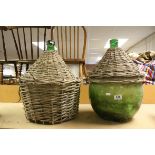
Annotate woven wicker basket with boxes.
[89,48,144,83]
[19,51,80,125]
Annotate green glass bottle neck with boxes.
[110,39,118,48]
[47,43,55,52]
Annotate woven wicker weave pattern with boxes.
[89,48,144,83]
[24,52,79,83]
[20,51,80,125]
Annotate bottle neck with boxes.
[47,44,55,52]
[110,39,118,49]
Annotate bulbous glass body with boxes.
[89,83,143,122]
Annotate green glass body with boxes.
[89,83,143,122]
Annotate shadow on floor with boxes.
[73,109,132,128]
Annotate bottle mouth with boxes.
[46,40,57,52]
[46,40,55,46]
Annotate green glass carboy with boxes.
[89,39,144,122]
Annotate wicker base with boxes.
[20,83,80,125]
[27,113,78,125]
[20,82,80,125]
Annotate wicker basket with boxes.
[89,48,144,83]
[19,51,80,125]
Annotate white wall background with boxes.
[127,32,155,54]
